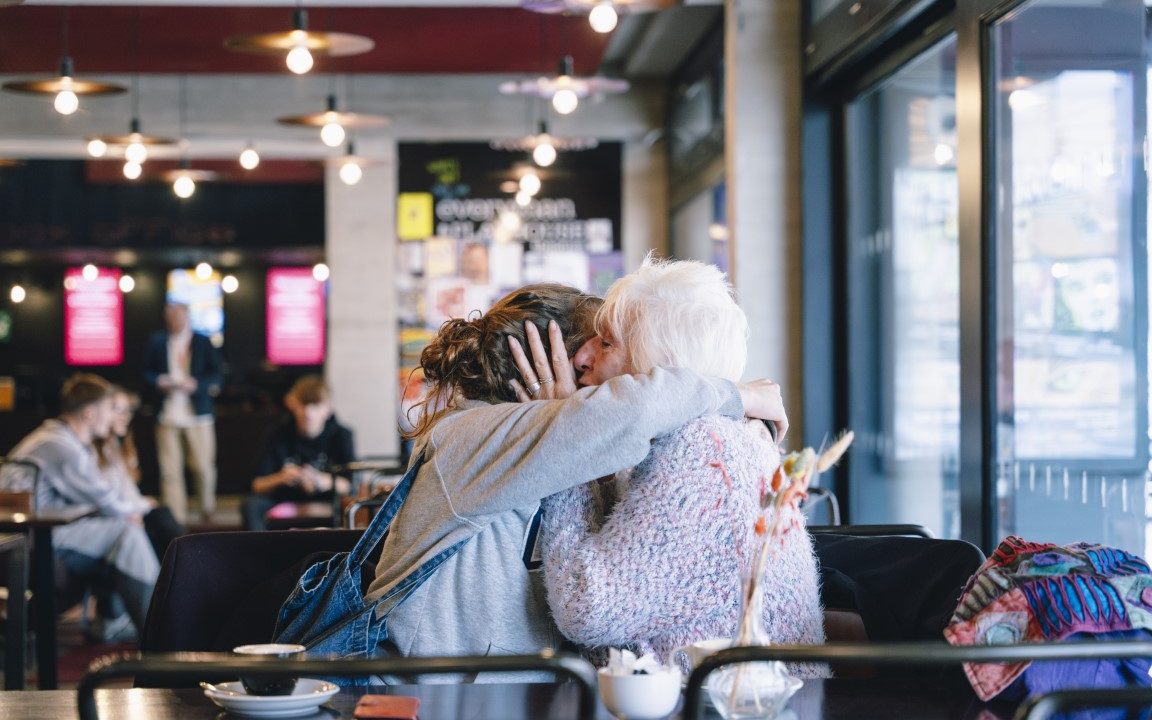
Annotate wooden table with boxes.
[0,505,95,690]
[1,678,1011,720]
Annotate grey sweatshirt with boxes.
[3,420,151,517]
[364,367,743,670]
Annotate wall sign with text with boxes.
[266,267,326,366]
[64,266,123,366]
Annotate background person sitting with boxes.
[0,373,159,641]
[93,386,186,563]
[241,375,355,531]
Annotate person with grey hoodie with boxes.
[0,373,159,637]
[363,283,787,676]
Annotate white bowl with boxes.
[598,667,683,720]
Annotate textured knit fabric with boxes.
[362,368,743,681]
[540,415,827,679]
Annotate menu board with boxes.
[64,267,123,366]
[266,267,326,366]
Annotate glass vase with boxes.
[707,577,802,720]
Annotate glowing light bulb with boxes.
[87,138,107,158]
[9,285,25,303]
[552,88,579,115]
[515,191,532,207]
[82,264,98,281]
[221,275,239,294]
[339,159,362,185]
[118,275,135,293]
[588,1,618,33]
[320,122,346,148]
[933,143,954,166]
[122,161,142,180]
[286,42,314,75]
[532,141,557,167]
[173,174,196,199]
[519,171,541,196]
[54,82,79,115]
[195,262,213,279]
[125,140,147,165]
[239,146,260,170]
[312,263,330,282]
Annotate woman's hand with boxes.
[737,379,789,441]
[508,320,578,401]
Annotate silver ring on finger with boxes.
[539,377,554,385]
[527,381,542,396]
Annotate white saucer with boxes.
[203,678,339,718]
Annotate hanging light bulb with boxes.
[122,161,142,180]
[312,263,330,282]
[533,139,557,167]
[515,190,532,207]
[9,285,26,304]
[118,275,135,293]
[53,76,79,115]
[173,173,196,199]
[340,157,363,185]
[239,144,260,170]
[320,121,346,148]
[552,56,579,115]
[82,264,98,281]
[286,40,314,75]
[519,170,541,196]
[125,139,148,164]
[86,138,107,158]
[196,262,213,279]
[221,275,239,294]
[588,1,619,33]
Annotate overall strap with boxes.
[346,452,425,568]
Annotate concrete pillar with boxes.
[623,139,668,269]
[725,0,804,438]
[325,139,399,459]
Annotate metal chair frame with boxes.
[0,456,38,690]
[328,458,406,527]
[1015,687,1152,720]
[682,640,1152,720]
[78,651,598,720]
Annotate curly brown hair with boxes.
[407,283,601,438]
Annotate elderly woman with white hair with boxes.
[536,256,827,676]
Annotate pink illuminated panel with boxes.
[267,267,326,365]
[64,267,123,366]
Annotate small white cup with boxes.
[597,666,682,720]
[671,637,733,675]
[232,643,306,696]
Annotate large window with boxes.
[844,39,960,537]
[991,0,1149,551]
[808,0,1152,553]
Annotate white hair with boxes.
[596,254,748,381]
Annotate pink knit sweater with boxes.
[540,415,827,678]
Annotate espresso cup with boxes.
[232,643,306,696]
[671,637,732,675]
[597,666,682,720]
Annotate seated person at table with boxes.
[534,257,826,676]
[242,375,355,531]
[0,373,159,639]
[362,283,786,673]
[94,385,186,562]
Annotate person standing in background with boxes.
[142,302,223,524]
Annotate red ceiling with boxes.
[0,6,610,75]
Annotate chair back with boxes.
[141,529,362,656]
[0,456,40,513]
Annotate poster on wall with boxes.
[64,266,123,366]
[266,267,327,366]
[395,141,624,411]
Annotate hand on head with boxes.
[508,320,578,401]
[736,379,788,441]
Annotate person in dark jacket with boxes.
[241,375,355,530]
[142,302,224,524]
